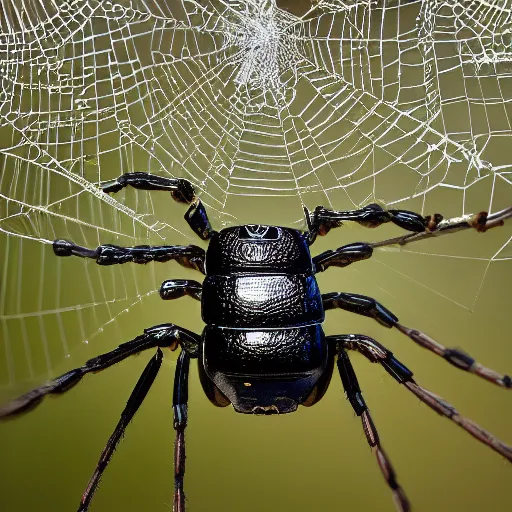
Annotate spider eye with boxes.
[239,225,280,240]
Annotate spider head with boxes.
[205,225,312,274]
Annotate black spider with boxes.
[1,172,511,512]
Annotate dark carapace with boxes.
[200,225,330,414]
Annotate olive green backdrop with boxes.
[1,187,511,512]
[0,1,511,511]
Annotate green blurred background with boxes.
[1,1,511,511]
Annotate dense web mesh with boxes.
[0,0,511,387]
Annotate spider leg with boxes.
[0,324,200,419]
[336,348,410,512]
[184,198,216,241]
[102,172,215,240]
[306,203,512,245]
[102,172,194,201]
[313,242,373,272]
[307,203,438,242]
[160,279,202,301]
[53,239,206,274]
[323,292,511,389]
[173,350,190,512]
[77,349,163,512]
[329,334,512,463]
[371,206,512,249]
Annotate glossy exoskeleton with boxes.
[1,172,511,512]
[201,224,328,415]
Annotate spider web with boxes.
[0,0,511,388]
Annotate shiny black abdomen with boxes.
[201,273,323,327]
[200,225,330,414]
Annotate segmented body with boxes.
[200,225,330,414]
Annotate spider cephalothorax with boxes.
[1,172,511,512]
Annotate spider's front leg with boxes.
[323,291,511,389]
[102,172,215,240]
[53,239,206,274]
[306,202,512,245]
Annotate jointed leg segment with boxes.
[313,243,373,272]
[173,350,191,512]
[308,203,511,244]
[308,203,443,241]
[323,292,511,389]
[101,172,195,203]
[78,349,164,512]
[160,279,202,301]
[53,239,206,274]
[371,206,512,249]
[0,324,200,419]
[330,334,512,463]
[102,172,215,240]
[336,348,410,512]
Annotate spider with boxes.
[1,172,511,512]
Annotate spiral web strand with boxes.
[0,0,511,387]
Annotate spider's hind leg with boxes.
[0,323,201,512]
[330,334,512,463]
[102,172,216,240]
[173,350,191,512]
[335,347,410,512]
[0,323,200,419]
[78,349,164,512]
